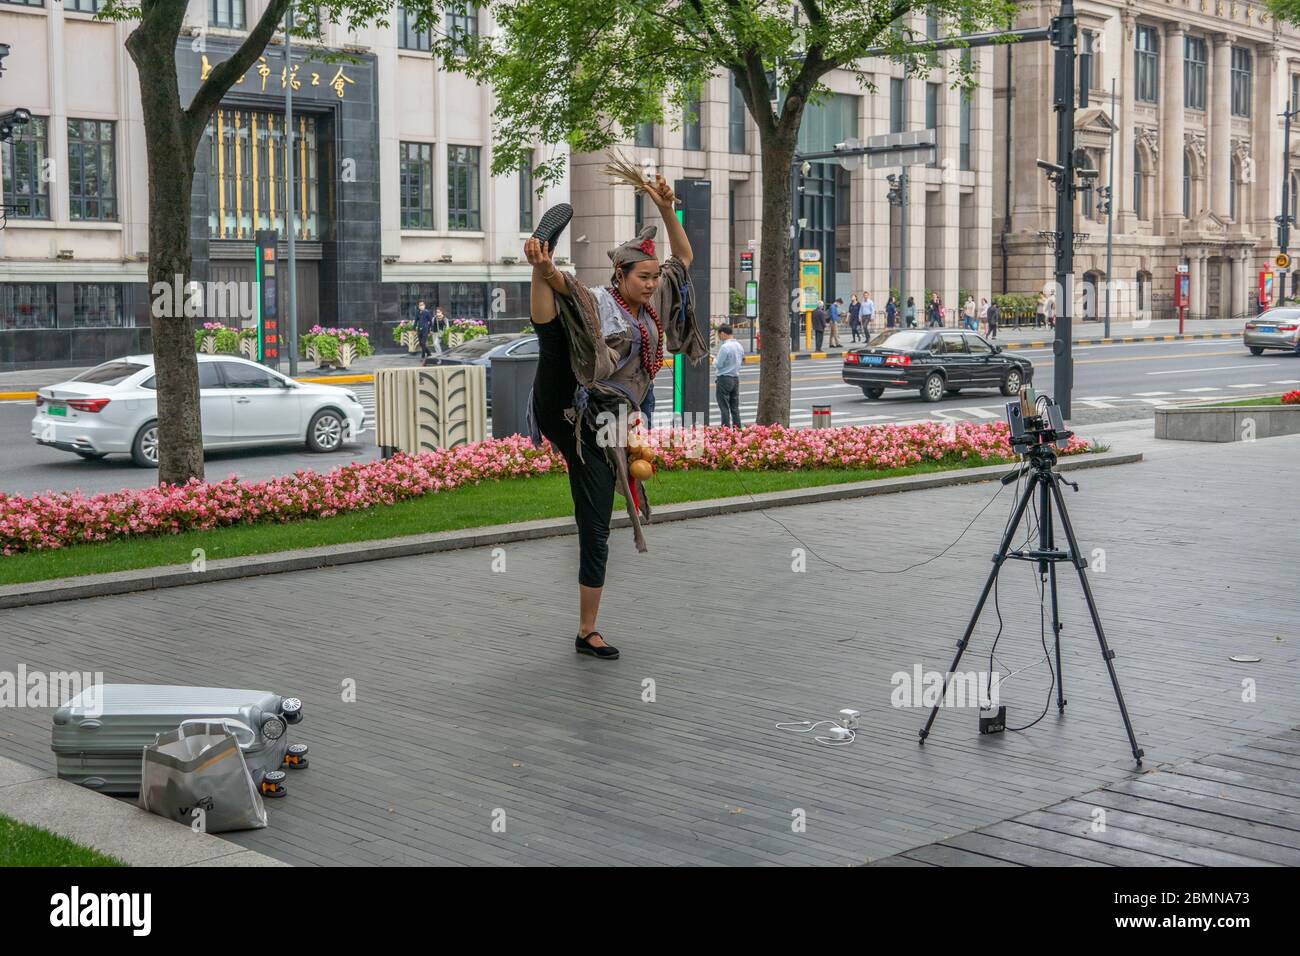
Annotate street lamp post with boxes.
[1102,78,1116,339]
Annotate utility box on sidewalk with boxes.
[489,353,539,439]
[374,365,487,456]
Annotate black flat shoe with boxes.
[533,202,573,253]
[575,631,620,660]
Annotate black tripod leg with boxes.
[1047,477,1144,765]
[919,472,1037,746]
[1040,482,1066,713]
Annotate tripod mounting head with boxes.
[1006,387,1072,459]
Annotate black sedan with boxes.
[423,333,538,412]
[842,329,1033,403]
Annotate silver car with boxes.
[31,354,367,467]
[1244,308,1300,355]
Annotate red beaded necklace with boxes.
[609,285,663,378]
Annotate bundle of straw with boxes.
[601,150,652,191]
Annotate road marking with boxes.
[1133,391,1173,396]
[1179,387,1223,393]
[1273,379,1300,384]
[956,406,1001,418]
[1133,397,1174,406]
[1226,383,1266,389]
[1147,363,1277,375]
[1076,399,1117,408]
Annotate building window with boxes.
[890,78,905,134]
[925,82,939,167]
[397,6,430,51]
[729,76,746,154]
[1230,163,1238,221]
[1079,30,1094,96]
[446,281,486,318]
[1,115,50,220]
[634,122,655,148]
[1231,47,1252,117]
[683,88,702,151]
[207,109,319,239]
[1185,36,1206,110]
[447,144,481,231]
[958,50,971,172]
[1292,74,1300,111]
[1135,26,1159,104]
[926,7,939,66]
[67,119,116,222]
[518,151,534,232]
[3,0,46,7]
[71,283,126,328]
[0,283,56,330]
[445,6,479,58]
[210,0,245,29]
[1183,151,1191,217]
[1133,143,1144,220]
[1080,154,1095,220]
[634,189,644,235]
[400,142,434,229]
[65,0,106,12]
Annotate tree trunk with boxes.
[755,121,801,427]
[127,14,205,485]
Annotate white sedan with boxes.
[31,354,367,467]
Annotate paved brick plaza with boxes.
[0,433,1295,865]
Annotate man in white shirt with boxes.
[862,292,876,336]
[714,324,745,427]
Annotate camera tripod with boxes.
[917,438,1145,765]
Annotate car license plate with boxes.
[1258,326,1276,333]
[862,355,883,365]
[48,405,67,417]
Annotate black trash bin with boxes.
[489,353,540,439]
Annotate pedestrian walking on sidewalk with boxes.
[1035,291,1047,329]
[928,293,944,328]
[963,296,976,331]
[885,294,897,330]
[905,296,917,328]
[862,291,876,337]
[414,300,434,359]
[848,294,862,342]
[812,301,827,352]
[1046,292,1057,329]
[977,297,989,333]
[986,298,999,339]
[714,324,744,427]
[828,298,842,348]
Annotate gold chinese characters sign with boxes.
[200,55,355,98]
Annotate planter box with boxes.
[1154,405,1300,442]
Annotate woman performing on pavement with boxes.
[523,170,707,660]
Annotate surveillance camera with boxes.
[834,141,846,151]
[800,161,811,176]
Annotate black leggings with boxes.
[533,319,615,588]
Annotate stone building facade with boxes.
[995,0,1300,320]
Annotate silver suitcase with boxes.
[51,684,304,795]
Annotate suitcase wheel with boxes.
[283,743,309,769]
[261,770,288,798]
[280,697,304,724]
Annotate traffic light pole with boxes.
[1050,1,1077,419]
[1280,103,1296,304]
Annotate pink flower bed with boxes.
[0,422,1090,555]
